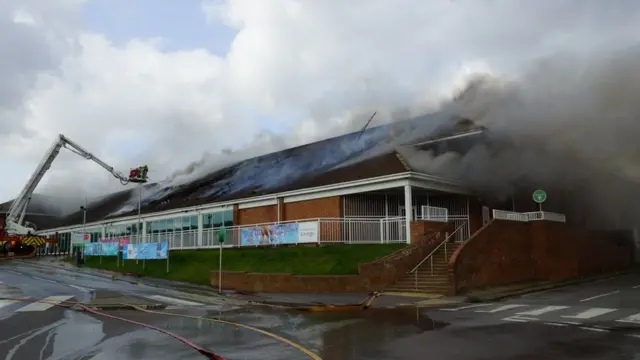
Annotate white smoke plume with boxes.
[73,43,640,231]
[162,107,398,188]
[399,44,640,228]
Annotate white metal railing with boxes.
[493,210,566,223]
[523,211,566,222]
[492,210,529,222]
[408,222,468,290]
[318,217,406,244]
[95,216,408,250]
[421,206,448,222]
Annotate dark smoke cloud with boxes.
[152,44,640,231]
[36,33,640,231]
[400,44,640,229]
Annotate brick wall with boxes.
[283,197,342,220]
[211,271,370,292]
[285,197,342,241]
[410,220,453,245]
[237,205,277,225]
[467,197,485,234]
[236,197,342,227]
[449,219,633,294]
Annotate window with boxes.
[145,217,185,235]
[127,223,142,235]
[104,223,140,239]
[57,232,71,252]
[201,210,233,229]
[82,227,103,242]
[182,215,197,231]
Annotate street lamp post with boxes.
[137,186,143,241]
[78,201,87,265]
[137,186,144,269]
[80,206,87,233]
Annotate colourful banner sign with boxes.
[123,242,168,260]
[99,237,129,249]
[83,242,119,256]
[239,222,318,246]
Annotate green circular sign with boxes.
[217,226,226,243]
[533,189,547,204]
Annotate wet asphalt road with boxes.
[2,261,640,359]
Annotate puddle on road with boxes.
[2,302,449,360]
[158,306,451,359]
[302,307,449,332]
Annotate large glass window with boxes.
[83,227,103,242]
[181,215,198,231]
[127,223,142,235]
[201,210,233,229]
[55,232,71,252]
[145,217,180,235]
[104,223,140,239]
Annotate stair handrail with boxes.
[408,221,468,274]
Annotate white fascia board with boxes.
[238,198,278,209]
[285,179,409,203]
[408,172,472,194]
[118,210,200,223]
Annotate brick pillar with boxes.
[410,220,454,245]
[232,204,239,221]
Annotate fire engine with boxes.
[0,134,148,258]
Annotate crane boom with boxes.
[5,134,148,235]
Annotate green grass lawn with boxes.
[81,244,406,285]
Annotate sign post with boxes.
[218,226,226,293]
[532,189,547,211]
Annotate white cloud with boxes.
[2,0,639,209]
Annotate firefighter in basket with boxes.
[128,165,149,182]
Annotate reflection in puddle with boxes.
[302,307,448,360]
[49,310,106,359]
[188,306,448,360]
[304,307,448,332]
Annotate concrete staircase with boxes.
[385,242,459,294]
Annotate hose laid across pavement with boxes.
[0,297,224,359]
[0,297,323,360]
[130,304,323,360]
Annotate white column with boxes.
[404,184,413,244]
[197,212,204,246]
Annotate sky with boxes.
[1,0,639,208]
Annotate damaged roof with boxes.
[49,151,410,228]
[40,114,487,229]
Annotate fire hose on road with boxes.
[0,296,323,360]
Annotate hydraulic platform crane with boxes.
[0,134,148,255]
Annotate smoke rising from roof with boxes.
[400,44,640,228]
[35,38,640,231]
[162,109,396,187]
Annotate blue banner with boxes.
[123,242,168,260]
[240,223,299,246]
[83,242,119,256]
